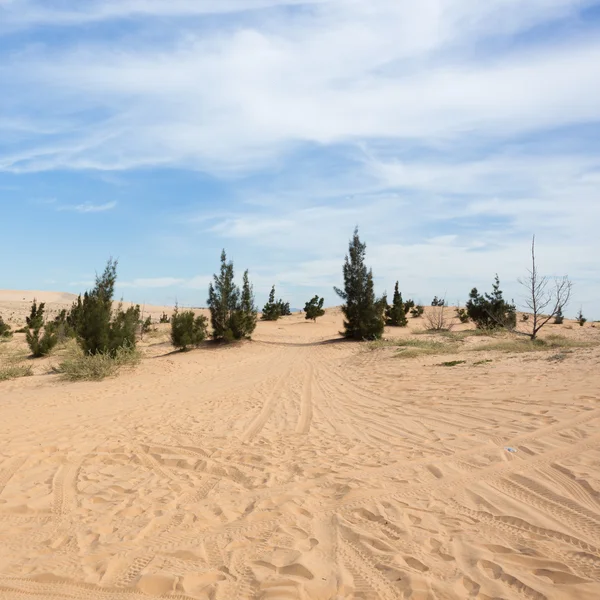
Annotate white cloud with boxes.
[57,201,117,213]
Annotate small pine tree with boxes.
[208,250,240,340]
[456,308,470,323]
[334,227,384,340]
[304,295,325,322]
[404,299,415,314]
[159,312,170,324]
[431,296,445,307]
[386,281,408,326]
[262,286,281,321]
[577,309,586,327]
[207,250,256,341]
[465,275,516,330]
[410,305,424,318]
[276,300,291,316]
[554,306,564,325]
[25,300,58,357]
[0,315,12,338]
[171,307,208,350]
[232,270,257,339]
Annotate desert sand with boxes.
[1,292,600,599]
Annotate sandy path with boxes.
[0,313,599,599]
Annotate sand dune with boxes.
[1,302,600,599]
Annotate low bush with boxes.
[171,309,208,350]
[0,364,33,382]
[410,305,424,318]
[57,345,141,381]
[0,316,12,338]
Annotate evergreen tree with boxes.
[403,299,415,314]
[276,299,291,316]
[431,296,445,307]
[465,275,516,330]
[410,305,424,318]
[235,270,258,338]
[262,286,281,321]
[25,300,58,357]
[577,309,586,326]
[0,315,11,338]
[304,295,325,322]
[171,307,208,350]
[554,306,564,325]
[159,312,170,324]
[386,281,408,326]
[208,250,240,340]
[207,251,256,341]
[334,227,384,340]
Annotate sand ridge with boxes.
[0,299,600,599]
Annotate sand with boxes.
[1,292,600,599]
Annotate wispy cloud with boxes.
[57,201,117,213]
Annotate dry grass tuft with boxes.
[0,364,33,382]
[55,345,141,381]
[470,334,595,354]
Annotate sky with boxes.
[1,0,599,317]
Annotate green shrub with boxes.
[431,296,445,307]
[439,360,466,367]
[159,312,170,324]
[25,301,58,357]
[465,275,516,330]
[403,299,415,314]
[577,309,586,327]
[171,309,208,350]
[456,308,469,324]
[262,286,281,321]
[304,295,325,322]
[410,305,424,318]
[553,307,564,325]
[0,316,11,338]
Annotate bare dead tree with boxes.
[518,236,572,340]
[424,302,455,331]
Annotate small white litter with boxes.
[504,447,518,453]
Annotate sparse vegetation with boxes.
[474,359,493,366]
[159,312,170,324]
[577,309,586,327]
[403,299,415,314]
[334,227,384,340]
[439,360,466,367]
[25,300,58,357]
[170,308,208,351]
[304,295,325,322]
[0,364,33,382]
[56,344,141,382]
[431,296,445,307]
[466,275,516,330]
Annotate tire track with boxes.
[295,363,313,434]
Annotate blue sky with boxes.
[1,0,599,316]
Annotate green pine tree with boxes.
[304,295,325,322]
[237,270,258,338]
[334,227,384,340]
[386,281,408,326]
[171,307,208,350]
[25,300,58,357]
[262,286,281,321]
[208,250,240,340]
